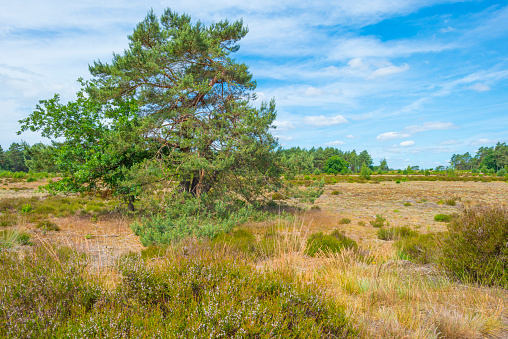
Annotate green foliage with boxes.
[339,218,351,224]
[434,213,453,222]
[403,202,412,206]
[323,156,350,175]
[331,190,341,195]
[394,233,442,264]
[0,245,356,337]
[359,162,372,180]
[19,9,282,210]
[441,206,508,287]
[20,204,33,213]
[131,193,259,246]
[497,168,507,177]
[369,214,386,228]
[305,230,357,257]
[0,230,32,248]
[377,226,418,241]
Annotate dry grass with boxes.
[252,215,508,339]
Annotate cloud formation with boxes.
[303,114,348,127]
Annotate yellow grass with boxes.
[253,215,508,338]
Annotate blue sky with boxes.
[1,0,507,169]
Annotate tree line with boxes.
[279,147,389,177]
[450,142,508,174]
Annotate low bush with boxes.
[0,246,357,338]
[305,230,357,257]
[403,202,412,206]
[377,226,418,241]
[434,213,453,222]
[394,232,442,264]
[331,190,341,195]
[441,206,508,287]
[369,214,386,228]
[339,217,351,224]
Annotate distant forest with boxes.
[3,141,507,176]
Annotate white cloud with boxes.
[440,139,461,145]
[405,121,458,133]
[272,120,295,131]
[400,140,415,147]
[376,131,411,140]
[275,135,293,141]
[330,36,456,61]
[346,134,355,138]
[369,63,409,78]
[303,114,348,127]
[470,138,496,146]
[440,26,456,33]
[377,121,457,142]
[469,83,490,92]
[325,140,346,146]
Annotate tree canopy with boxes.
[19,9,281,207]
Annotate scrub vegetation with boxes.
[2,8,508,339]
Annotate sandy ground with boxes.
[301,180,508,245]
[3,179,508,264]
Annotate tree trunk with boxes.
[128,195,135,211]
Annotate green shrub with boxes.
[394,233,442,264]
[377,226,418,241]
[497,168,507,177]
[304,175,311,180]
[338,218,351,224]
[131,195,258,246]
[396,180,401,184]
[26,177,37,182]
[403,202,412,206]
[434,213,453,222]
[369,214,386,228]
[358,221,366,226]
[305,230,357,257]
[331,190,341,195]
[441,206,508,287]
[20,204,33,213]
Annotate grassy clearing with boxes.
[1,179,508,338]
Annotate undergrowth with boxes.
[0,245,357,338]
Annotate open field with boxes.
[1,177,508,338]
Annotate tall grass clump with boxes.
[0,230,32,249]
[305,230,357,257]
[377,226,418,241]
[441,206,508,287]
